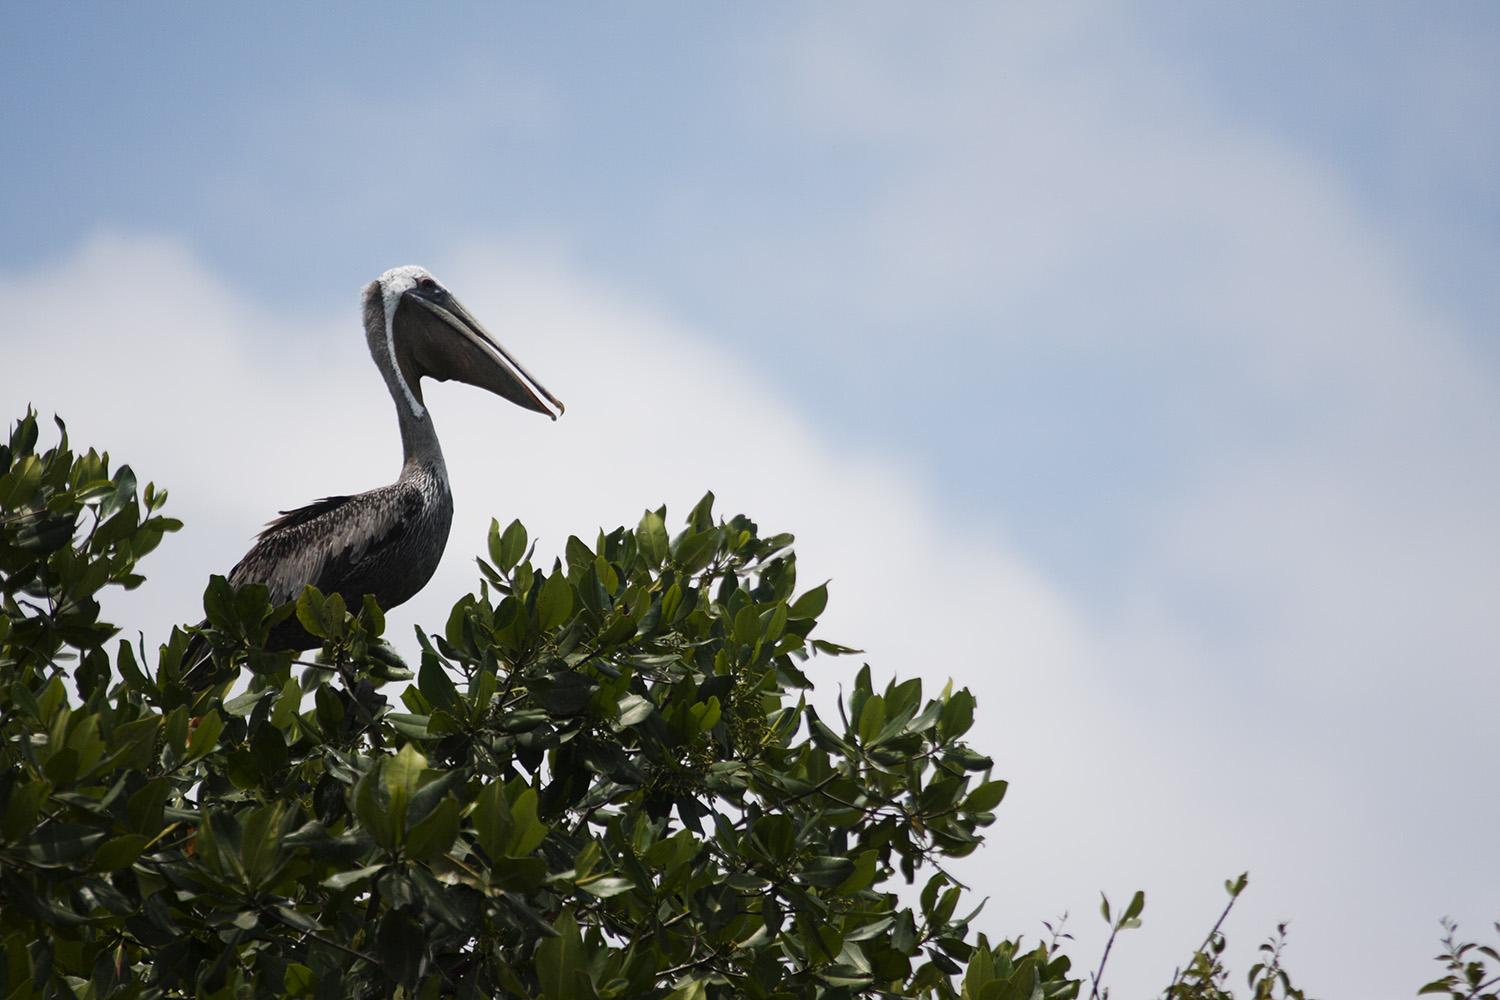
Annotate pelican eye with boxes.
[417,277,439,293]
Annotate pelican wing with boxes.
[180,474,446,690]
[229,484,424,607]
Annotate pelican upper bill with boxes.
[395,280,564,419]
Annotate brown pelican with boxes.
[182,266,561,688]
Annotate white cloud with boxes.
[751,5,1500,995]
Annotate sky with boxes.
[3,4,1498,996]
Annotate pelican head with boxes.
[365,265,564,421]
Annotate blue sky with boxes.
[4,5,1499,996]
[7,3,1498,595]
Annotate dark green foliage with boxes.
[0,410,1077,999]
[0,409,180,677]
[1420,919,1500,1000]
[2,408,1490,999]
[1152,876,1312,1000]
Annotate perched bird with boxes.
[182,266,562,688]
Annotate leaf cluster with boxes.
[1420,918,1500,1000]
[0,410,1078,1000]
[3,408,1489,1000]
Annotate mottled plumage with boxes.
[181,266,561,689]
[229,465,452,650]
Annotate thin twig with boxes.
[271,909,381,968]
[1165,886,1243,992]
[659,947,726,981]
[1089,925,1120,1000]
[334,658,380,730]
[1457,972,1500,1000]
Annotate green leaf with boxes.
[659,582,684,624]
[126,779,167,834]
[537,572,574,630]
[323,863,386,891]
[941,688,976,737]
[836,849,879,894]
[950,746,993,771]
[319,591,347,639]
[384,743,428,834]
[314,684,344,733]
[530,671,595,715]
[222,687,275,718]
[499,518,529,570]
[419,652,461,711]
[202,575,236,631]
[406,796,460,861]
[763,602,788,644]
[295,586,329,639]
[184,709,223,763]
[354,763,395,849]
[239,801,291,888]
[672,529,718,574]
[797,855,856,887]
[284,963,316,997]
[664,980,708,1000]
[291,587,343,641]
[535,909,584,1000]
[637,509,668,568]
[94,834,148,871]
[508,787,548,856]
[578,875,634,898]
[592,554,619,595]
[565,535,595,578]
[275,904,320,933]
[688,696,721,736]
[234,582,271,636]
[492,856,548,893]
[687,490,716,531]
[360,593,385,636]
[473,780,510,860]
[857,694,886,745]
[789,582,828,620]
[29,824,107,865]
[2,779,50,842]
[807,710,854,757]
[616,693,654,727]
[368,641,413,681]
[269,677,302,730]
[732,604,760,645]
[964,779,1008,813]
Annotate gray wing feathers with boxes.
[227,485,419,606]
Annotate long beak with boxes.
[409,292,565,420]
